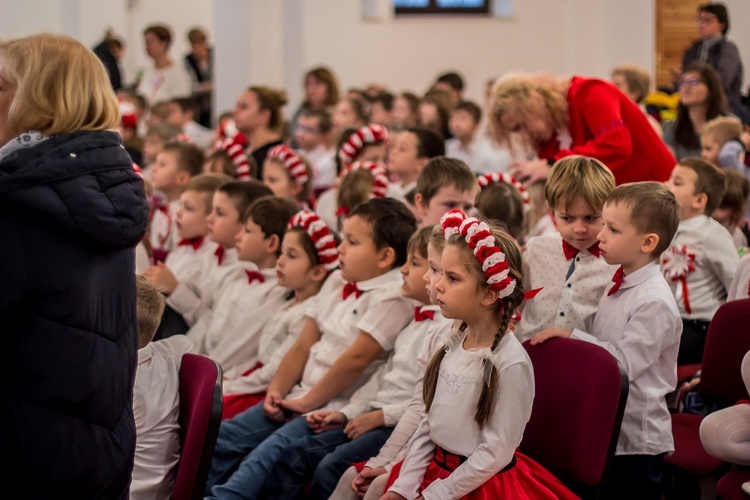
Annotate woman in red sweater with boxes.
[490,73,676,185]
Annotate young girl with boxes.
[221,210,339,419]
[383,210,577,499]
[336,161,390,220]
[476,172,530,242]
[262,144,314,208]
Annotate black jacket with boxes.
[682,36,743,105]
[0,131,148,498]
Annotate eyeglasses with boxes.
[697,15,719,24]
[295,125,322,135]
[679,78,704,88]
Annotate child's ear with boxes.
[310,264,328,283]
[414,193,428,218]
[376,246,397,269]
[266,234,280,254]
[693,192,708,212]
[480,287,500,308]
[176,171,191,187]
[416,157,430,170]
[641,232,660,255]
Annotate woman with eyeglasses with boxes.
[663,63,729,161]
[490,72,676,186]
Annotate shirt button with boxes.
[567,283,572,288]
[69,153,77,158]
[559,311,565,317]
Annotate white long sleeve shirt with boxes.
[728,254,750,302]
[164,236,218,284]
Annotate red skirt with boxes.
[386,446,579,499]
[221,362,265,420]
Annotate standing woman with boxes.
[492,73,676,185]
[184,27,213,128]
[233,85,287,179]
[137,24,192,105]
[0,34,149,497]
[290,67,340,144]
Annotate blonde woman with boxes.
[0,33,148,497]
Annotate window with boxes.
[394,0,491,15]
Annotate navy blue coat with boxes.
[0,131,148,498]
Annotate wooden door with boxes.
[655,0,703,89]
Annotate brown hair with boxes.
[187,28,207,45]
[545,155,616,213]
[415,157,477,205]
[606,182,680,257]
[161,141,205,177]
[421,89,453,136]
[243,197,298,255]
[611,64,651,103]
[477,183,526,239]
[218,180,274,221]
[299,108,333,134]
[205,150,238,178]
[338,169,376,216]
[248,85,288,132]
[303,66,340,108]
[429,224,447,253]
[143,25,172,49]
[423,224,525,428]
[455,100,483,123]
[679,157,727,214]
[703,116,743,146]
[136,274,166,348]
[718,169,750,221]
[407,127,446,159]
[407,225,433,260]
[146,122,182,143]
[184,173,232,214]
[674,63,728,149]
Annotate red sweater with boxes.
[538,77,676,185]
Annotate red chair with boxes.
[717,466,750,499]
[664,299,750,491]
[521,338,629,499]
[173,354,223,500]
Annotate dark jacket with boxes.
[93,40,123,91]
[0,131,148,498]
[682,36,743,105]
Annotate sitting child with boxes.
[413,156,478,227]
[701,116,747,174]
[711,169,750,247]
[445,100,512,174]
[476,172,529,242]
[262,144,314,208]
[387,127,444,202]
[335,161,390,230]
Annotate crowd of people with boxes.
[2,2,750,499]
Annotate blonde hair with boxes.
[135,275,166,348]
[703,116,743,146]
[611,64,651,103]
[0,33,119,136]
[545,155,616,213]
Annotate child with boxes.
[419,89,452,140]
[369,92,395,128]
[261,226,451,498]
[295,109,336,193]
[167,97,214,150]
[385,210,576,499]
[532,182,682,499]
[515,156,618,341]
[187,196,298,375]
[262,144,313,207]
[663,157,739,364]
[131,275,196,499]
[392,92,420,130]
[142,122,182,169]
[712,169,750,247]
[210,132,253,180]
[221,210,339,419]
[387,127,444,202]
[148,141,205,258]
[336,161,390,228]
[204,198,417,499]
[332,97,368,140]
[446,100,512,174]
[476,172,529,242]
[701,116,747,173]
[413,156,478,227]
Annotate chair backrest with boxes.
[700,298,750,405]
[173,353,223,500]
[520,338,628,499]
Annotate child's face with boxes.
[417,185,478,226]
[424,241,443,304]
[449,109,479,142]
[400,249,430,304]
[552,198,602,251]
[150,150,182,192]
[598,201,651,274]
[392,97,417,129]
[369,102,393,128]
[207,192,243,247]
[333,101,359,134]
[176,190,211,240]
[262,160,299,200]
[665,165,704,220]
[357,143,388,165]
[167,102,190,127]
[338,215,388,283]
[276,231,317,290]
[388,131,422,177]
[418,102,439,128]
[294,115,325,151]
[143,134,165,165]
[236,217,271,265]
[435,244,484,321]
[700,134,721,166]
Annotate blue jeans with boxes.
[205,403,313,499]
[261,426,393,500]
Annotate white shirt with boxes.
[445,135,512,174]
[286,269,414,410]
[299,144,337,190]
[149,199,180,252]
[572,262,681,455]
[389,332,534,500]
[222,297,314,394]
[660,215,739,321]
[131,336,196,500]
[387,181,416,205]
[728,254,750,301]
[315,187,339,233]
[135,242,150,275]
[137,63,192,105]
[339,305,448,425]
[183,121,215,150]
[527,213,557,240]
[165,237,218,284]
[516,232,617,341]
[187,267,290,374]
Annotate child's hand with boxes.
[353,466,386,496]
[344,410,385,440]
[530,327,573,345]
[263,390,285,422]
[278,396,311,418]
[142,262,178,295]
[307,410,347,433]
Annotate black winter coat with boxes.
[0,131,149,498]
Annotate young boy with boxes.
[369,92,395,129]
[445,100,511,174]
[167,97,214,150]
[712,169,750,247]
[295,109,336,193]
[204,198,417,500]
[515,156,618,341]
[187,196,298,375]
[387,127,444,203]
[148,141,205,256]
[261,226,451,498]
[664,158,739,364]
[131,275,196,499]
[532,182,683,500]
[701,116,746,174]
[413,156,478,227]
[142,122,182,169]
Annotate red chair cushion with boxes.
[717,466,750,500]
[677,363,701,384]
[665,413,725,477]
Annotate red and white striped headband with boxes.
[267,145,309,184]
[337,124,389,165]
[343,161,389,199]
[215,133,251,180]
[288,210,339,271]
[477,172,530,207]
[440,209,517,298]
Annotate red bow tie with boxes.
[608,266,624,296]
[214,245,225,266]
[562,240,601,260]
[414,307,435,322]
[342,282,362,300]
[178,236,205,251]
[246,270,265,284]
